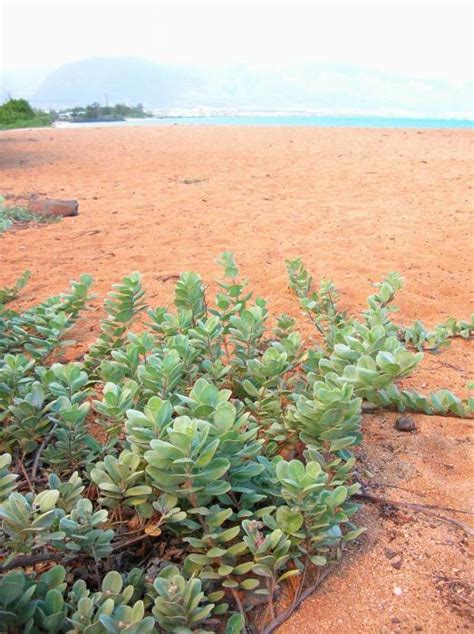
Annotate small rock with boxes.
[393,586,403,596]
[395,415,416,432]
[391,617,401,624]
[384,548,398,559]
[28,197,78,217]
[391,558,403,570]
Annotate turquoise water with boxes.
[56,115,474,129]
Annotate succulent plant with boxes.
[1,383,53,453]
[152,565,216,632]
[0,254,469,634]
[0,453,17,503]
[59,498,114,559]
[0,565,67,633]
[90,450,152,514]
[0,489,62,554]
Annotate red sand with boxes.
[0,125,472,631]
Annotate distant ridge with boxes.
[29,57,474,118]
[33,57,200,108]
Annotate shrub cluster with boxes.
[0,253,471,633]
[0,99,53,130]
[58,103,152,122]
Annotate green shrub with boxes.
[0,253,471,633]
[0,98,34,124]
[0,99,53,130]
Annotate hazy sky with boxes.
[1,0,472,82]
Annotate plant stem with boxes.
[1,551,80,572]
[19,456,34,494]
[262,567,332,633]
[230,587,246,625]
[31,422,58,481]
[356,491,474,536]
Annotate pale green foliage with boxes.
[152,565,216,632]
[49,471,85,512]
[0,274,93,360]
[242,519,292,594]
[0,270,31,305]
[0,489,62,554]
[402,314,473,351]
[0,453,17,502]
[292,382,362,452]
[1,383,52,453]
[0,255,470,633]
[91,450,152,513]
[67,570,153,633]
[125,396,173,456]
[84,273,146,372]
[0,565,67,633]
[93,380,139,435]
[0,353,36,415]
[58,498,114,559]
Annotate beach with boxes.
[0,124,473,631]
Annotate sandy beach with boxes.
[0,124,473,631]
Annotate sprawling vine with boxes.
[0,253,471,633]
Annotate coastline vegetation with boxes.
[0,98,53,130]
[0,247,471,632]
[0,98,152,130]
[57,102,152,122]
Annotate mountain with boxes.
[1,67,48,102]
[32,58,201,109]
[24,57,474,117]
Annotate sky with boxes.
[1,0,472,82]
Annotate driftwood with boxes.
[28,197,78,217]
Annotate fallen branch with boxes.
[356,491,474,537]
[1,551,80,572]
[366,484,473,516]
[111,532,150,552]
[1,534,151,572]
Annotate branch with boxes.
[31,423,58,481]
[366,483,473,516]
[1,533,152,572]
[1,551,80,572]
[111,532,150,552]
[355,491,474,537]
[262,567,332,633]
[18,459,34,494]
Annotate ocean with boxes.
[55,114,474,129]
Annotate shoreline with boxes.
[52,113,474,130]
[2,111,472,133]
[2,120,472,135]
